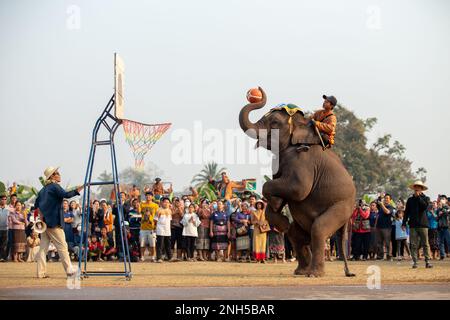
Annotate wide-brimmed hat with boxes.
[255,200,266,209]
[44,166,60,181]
[409,180,428,191]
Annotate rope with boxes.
[122,119,172,169]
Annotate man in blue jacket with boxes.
[35,166,83,279]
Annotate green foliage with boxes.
[197,183,218,202]
[334,104,426,200]
[16,185,36,203]
[191,162,226,188]
[362,194,375,205]
[0,181,5,196]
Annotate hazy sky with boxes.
[1,0,449,199]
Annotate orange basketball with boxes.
[246,88,263,103]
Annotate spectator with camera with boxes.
[437,195,450,260]
[351,200,371,261]
[374,193,395,260]
[402,181,432,269]
[426,203,440,260]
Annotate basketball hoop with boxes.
[122,119,171,169]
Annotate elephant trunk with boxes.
[239,87,267,139]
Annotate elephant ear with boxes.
[290,116,318,145]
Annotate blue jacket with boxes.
[426,210,438,229]
[35,183,79,228]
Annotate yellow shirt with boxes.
[140,201,159,231]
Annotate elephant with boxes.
[239,87,356,277]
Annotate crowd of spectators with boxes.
[0,179,449,267]
[348,193,450,265]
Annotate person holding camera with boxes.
[351,200,371,261]
[374,193,395,260]
[436,195,450,260]
[402,181,432,269]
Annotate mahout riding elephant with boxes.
[239,87,356,277]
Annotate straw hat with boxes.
[44,166,60,181]
[409,180,428,191]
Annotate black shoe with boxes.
[440,256,445,261]
[412,263,418,269]
[426,263,433,268]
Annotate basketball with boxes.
[246,88,263,103]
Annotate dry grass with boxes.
[0,259,449,288]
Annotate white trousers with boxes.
[36,227,74,278]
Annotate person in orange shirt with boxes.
[309,95,338,147]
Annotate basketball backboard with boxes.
[114,53,125,119]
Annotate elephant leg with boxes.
[288,222,311,275]
[265,202,290,233]
[262,179,306,212]
[263,177,311,205]
[308,201,353,277]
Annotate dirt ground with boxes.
[0,259,449,288]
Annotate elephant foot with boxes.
[305,269,325,278]
[294,267,309,276]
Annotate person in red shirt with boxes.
[88,234,104,262]
[351,200,371,261]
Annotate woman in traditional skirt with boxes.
[9,201,27,262]
[427,205,440,259]
[234,202,251,261]
[209,201,230,262]
[251,201,268,263]
[268,226,285,263]
[195,199,211,261]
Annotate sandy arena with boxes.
[0,259,449,299]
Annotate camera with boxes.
[376,196,383,209]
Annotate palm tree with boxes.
[191,162,226,188]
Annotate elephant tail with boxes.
[339,224,356,277]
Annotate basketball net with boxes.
[122,119,171,169]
